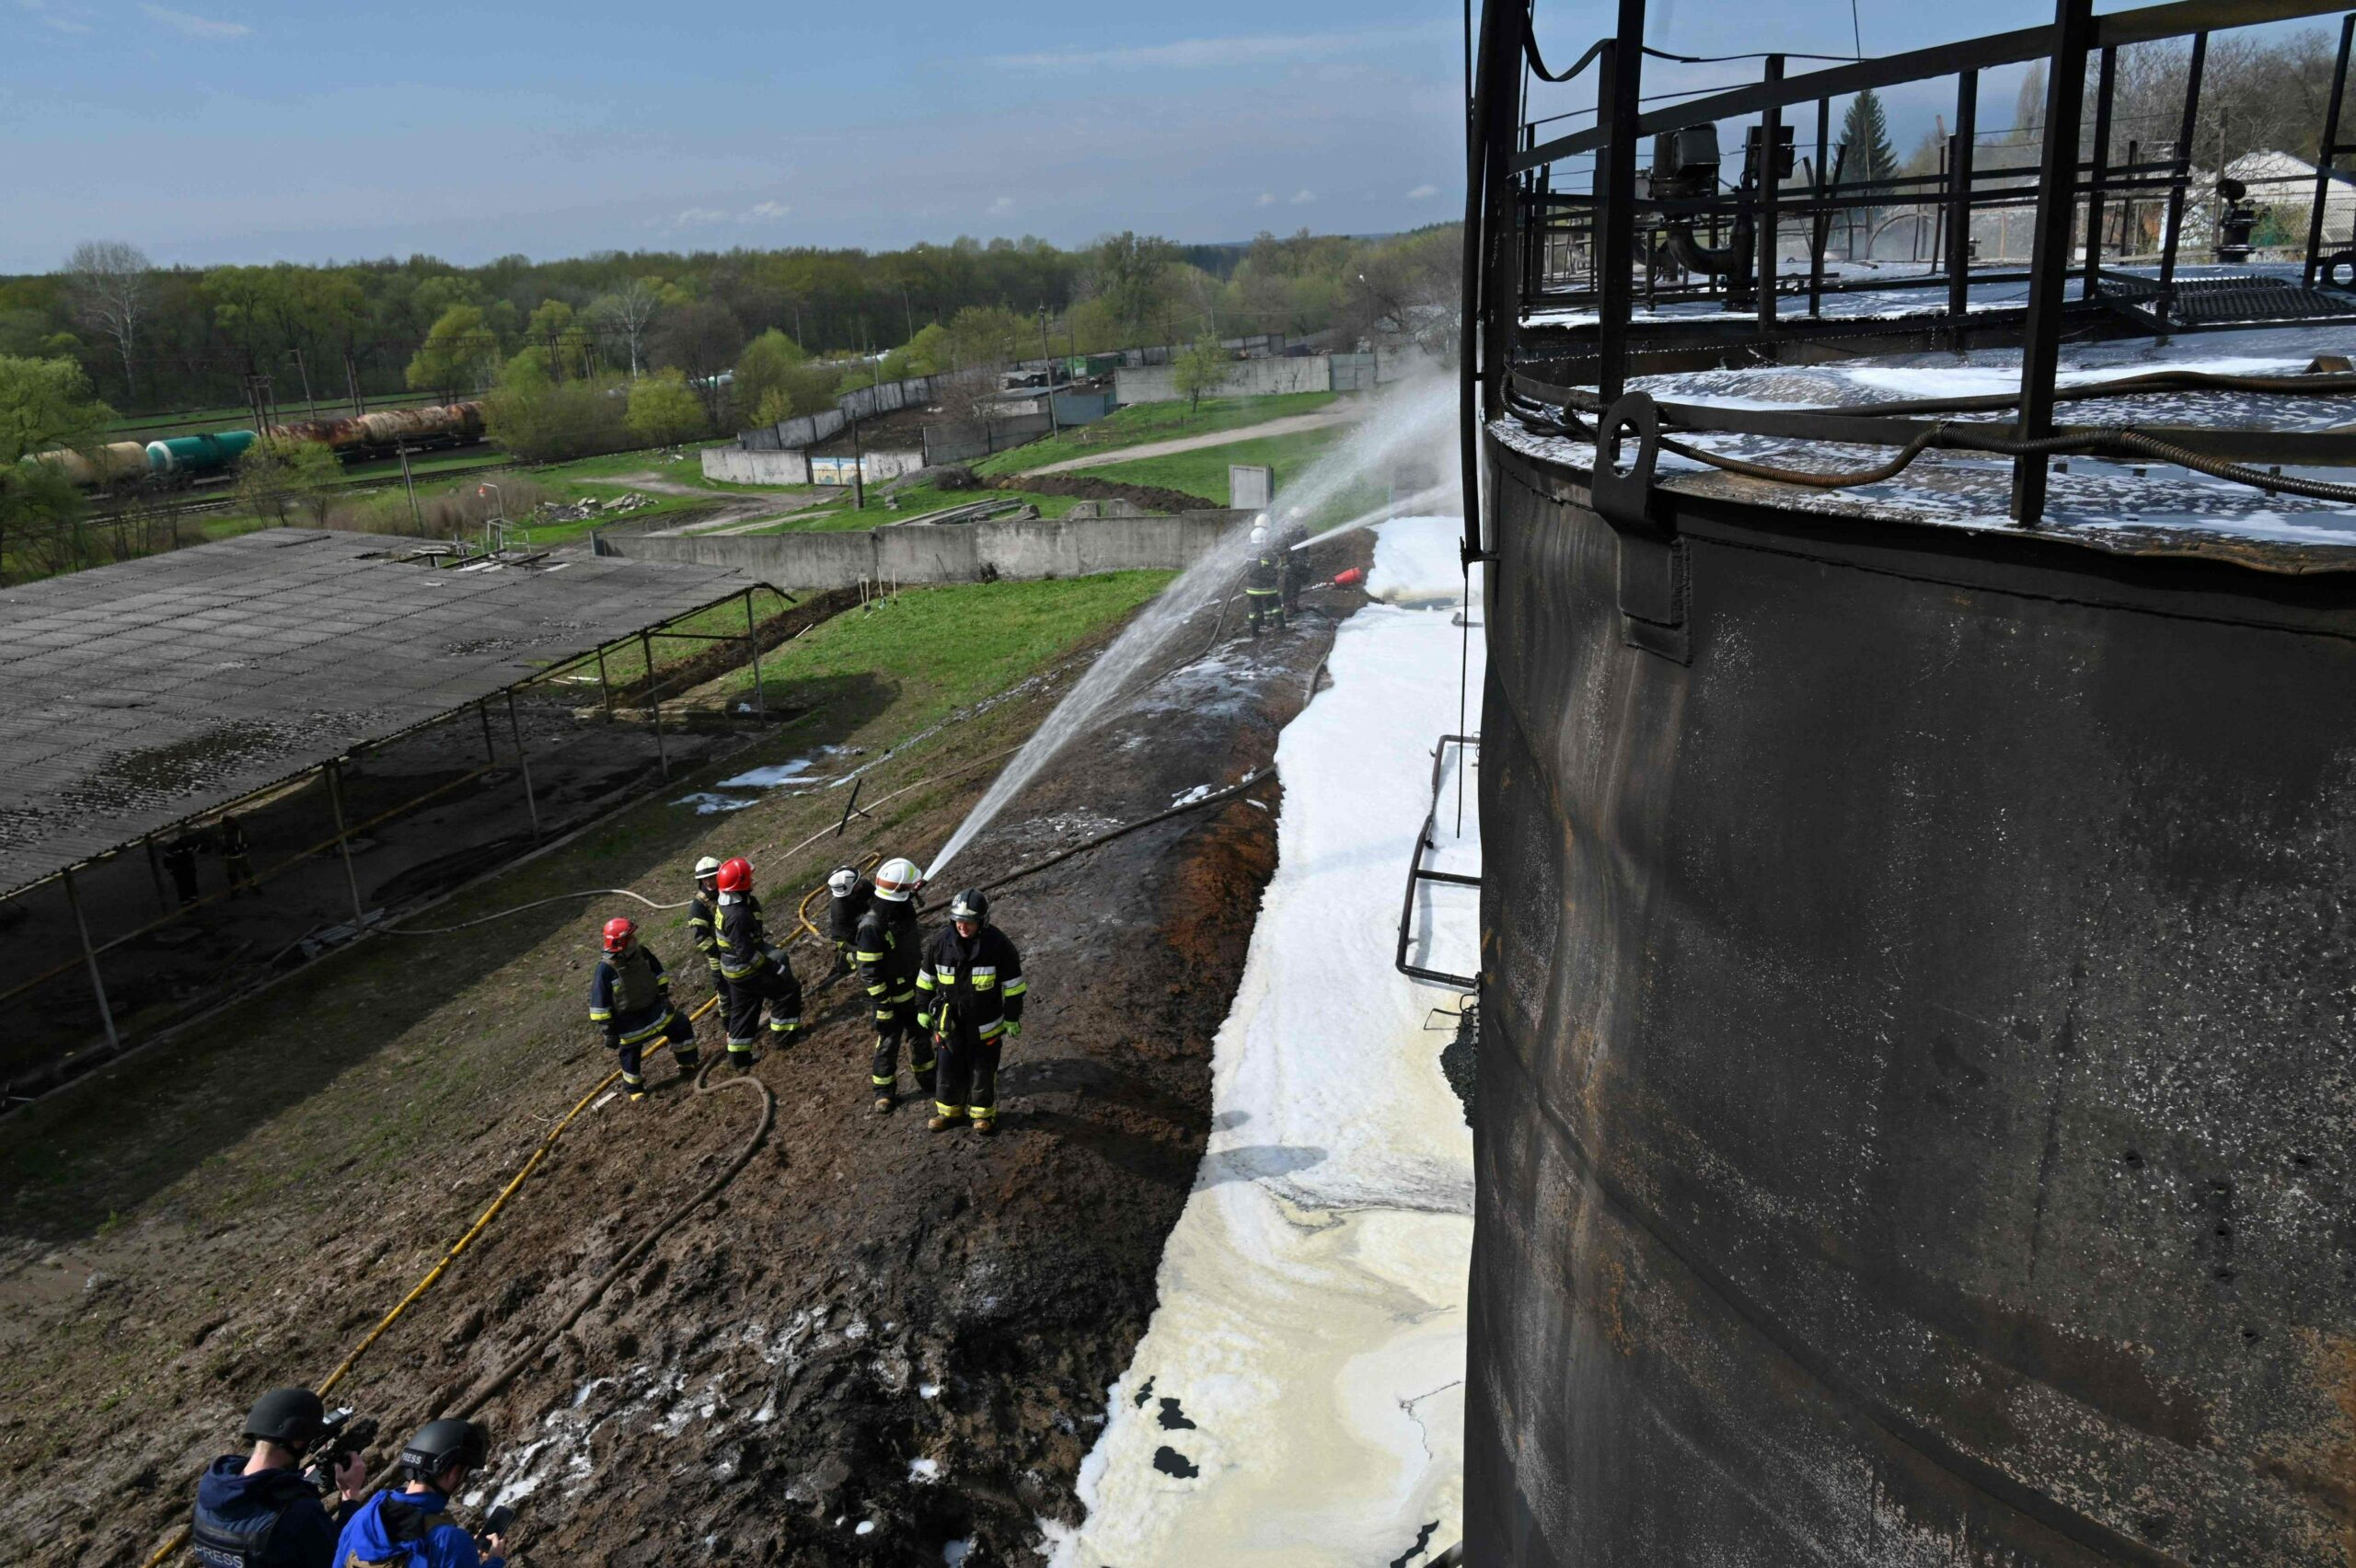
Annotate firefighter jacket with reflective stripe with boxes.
[829,879,874,944]
[686,894,724,973]
[714,892,779,982]
[1246,549,1282,595]
[589,947,670,1033]
[916,924,1025,1039]
[854,898,922,1002]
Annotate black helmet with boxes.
[949,888,988,923]
[243,1388,326,1448]
[399,1418,489,1480]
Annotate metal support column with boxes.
[1948,71,1980,329]
[144,832,168,913]
[505,690,541,841]
[1810,97,1831,317]
[595,642,614,721]
[325,760,365,925]
[1594,2,1648,406]
[2010,0,2096,527]
[641,629,668,778]
[2159,31,2206,313]
[2305,14,2355,284]
[744,587,767,719]
[1757,55,1784,333]
[2082,46,2118,300]
[478,700,497,765]
[61,867,120,1054]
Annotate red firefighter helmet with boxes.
[602,917,637,952]
[715,856,754,894]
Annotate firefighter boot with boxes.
[872,1090,895,1115]
[928,1108,965,1132]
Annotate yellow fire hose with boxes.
[140,990,731,1568]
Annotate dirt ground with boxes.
[0,541,1370,1566]
[999,474,1225,513]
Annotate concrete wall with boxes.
[704,447,811,484]
[600,512,1245,590]
[923,411,1053,467]
[1114,354,1335,405]
[810,451,924,485]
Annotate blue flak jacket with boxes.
[329,1486,504,1568]
[191,1456,340,1568]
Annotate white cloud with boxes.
[991,27,1424,73]
[1254,191,1276,207]
[19,0,93,30]
[739,200,791,222]
[138,2,249,37]
[1405,183,1438,200]
[1288,189,1316,205]
[665,207,728,228]
[987,195,1014,213]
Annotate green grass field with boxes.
[1082,425,1347,504]
[739,482,1085,535]
[972,391,1342,478]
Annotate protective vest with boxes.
[686,894,724,972]
[854,899,921,1000]
[191,1502,291,1568]
[917,924,1026,1039]
[1246,550,1282,594]
[715,894,773,982]
[594,946,666,1022]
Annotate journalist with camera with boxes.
[190,1388,369,1568]
[331,1417,510,1568]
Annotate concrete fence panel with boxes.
[598,512,1252,590]
[1114,355,1334,406]
[703,447,812,485]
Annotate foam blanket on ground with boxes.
[1056,516,1484,1566]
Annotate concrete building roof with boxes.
[0,530,756,898]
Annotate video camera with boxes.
[299,1407,379,1494]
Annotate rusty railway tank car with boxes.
[1460,2,2356,1564]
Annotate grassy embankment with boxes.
[969,390,1340,477]
[0,570,1173,1239]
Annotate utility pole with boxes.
[289,347,318,421]
[344,349,367,417]
[1038,306,1060,434]
[396,443,423,534]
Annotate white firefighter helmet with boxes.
[1253,513,1270,529]
[1250,521,1270,548]
[827,866,860,897]
[693,855,722,882]
[872,856,924,903]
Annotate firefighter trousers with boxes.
[934,1024,1004,1124]
[869,995,933,1093]
[612,1007,698,1093]
[1246,589,1284,636]
[723,965,802,1061]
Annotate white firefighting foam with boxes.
[1053,515,1482,1567]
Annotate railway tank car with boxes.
[1459,3,2356,1564]
[22,399,486,489]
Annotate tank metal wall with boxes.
[1468,441,2356,1566]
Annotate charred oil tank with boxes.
[1467,442,2356,1564]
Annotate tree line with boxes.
[1,226,1460,423]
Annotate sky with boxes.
[2,0,2334,273]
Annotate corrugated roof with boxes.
[0,530,756,897]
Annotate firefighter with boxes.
[162,831,201,908]
[916,888,1026,1135]
[713,856,802,1070]
[857,857,930,1113]
[1244,518,1284,638]
[685,856,728,1001]
[825,865,873,984]
[588,917,698,1101]
[1276,507,1311,612]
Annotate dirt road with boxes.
[584,472,838,536]
[1013,407,1360,476]
[0,541,1375,1566]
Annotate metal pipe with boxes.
[1758,54,1784,334]
[2011,0,2096,527]
[2083,45,2119,299]
[478,701,497,765]
[325,760,365,925]
[1810,97,1832,317]
[744,587,766,719]
[144,832,167,913]
[2158,30,2206,309]
[2305,13,2355,284]
[1595,6,1650,406]
[595,642,613,721]
[61,867,120,1054]
[505,691,540,842]
[1948,71,1980,333]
